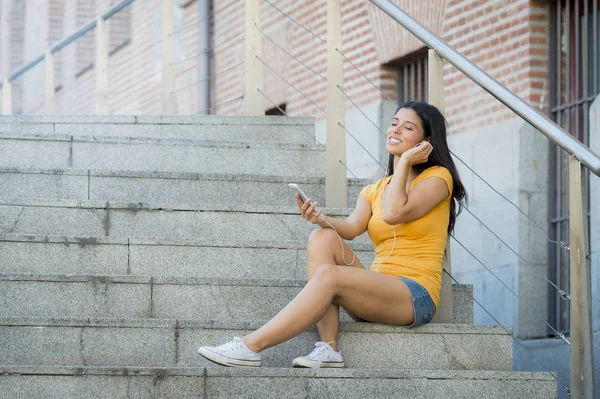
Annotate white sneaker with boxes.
[197,337,261,367]
[292,341,345,368]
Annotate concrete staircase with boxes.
[0,116,556,398]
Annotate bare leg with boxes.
[303,228,364,351]
[242,262,414,353]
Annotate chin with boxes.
[386,147,402,157]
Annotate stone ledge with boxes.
[0,166,368,185]
[0,365,553,381]
[0,115,315,126]
[0,197,356,216]
[0,233,373,250]
[0,131,324,150]
[0,316,506,334]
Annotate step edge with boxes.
[0,166,368,185]
[0,316,510,335]
[0,365,555,381]
[0,198,356,215]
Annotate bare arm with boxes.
[296,193,372,240]
[382,143,450,225]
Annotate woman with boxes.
[198,101,467,368]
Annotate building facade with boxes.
[1,0,599,395]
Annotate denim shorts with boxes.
[399,277,436,328]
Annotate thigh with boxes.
[327,265,414,325]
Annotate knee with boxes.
[313,263,338,286]
[307,228,338,251]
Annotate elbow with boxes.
[341,229,359,240]
[382,211,407,225]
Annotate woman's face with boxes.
[386,107,426,156]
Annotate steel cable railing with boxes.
[171,62,245,95]
[106,0,246,114]
[260,0,572,255]
[256,55,385,180]
[170,31,245,68]
[254,24,383,178]
[451,234,569,344]
[257,88,360,179]
[336,63,572,302]
[257,1,570,388]
[256,56,327,114]
[195,94,245,116]
[444,269,570,396]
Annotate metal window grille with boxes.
[396,49,428,104]
[548,0,599,333]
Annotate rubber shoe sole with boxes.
[292,357,345,368]
[197,346,261,367]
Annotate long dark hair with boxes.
[386,101,467,233]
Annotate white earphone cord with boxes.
[318,215,356,266]
[317,215,396,267]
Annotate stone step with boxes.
[0,167,366,206]
[0,366,556,398]
[0,273,472,324]
[0,114,317,144]
[0,132,325,176]
[0,234,374,280]
[0,234,472,324]
[0,317,511,371]
[0,199,370,244]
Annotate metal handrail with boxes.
[0,0,135,88]
[369,0,600,177]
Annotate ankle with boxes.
[242,337,262,353]
[327,341,338,352]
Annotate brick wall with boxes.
[212,0,549,134]
[3,0,201,115]
[1,0,550,135]
[441,0,549,133]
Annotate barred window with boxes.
[548,0,599,333]
[396,49,428,104]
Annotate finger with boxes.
[309,209,322,224]
[300,199,311,213]
[295,194,304,207]
[307,201,318,214]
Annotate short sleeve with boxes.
[360,183,376,205]
[425,167,453,200]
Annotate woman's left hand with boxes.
[400,141,433,166]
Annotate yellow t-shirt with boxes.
[360,166,453,306]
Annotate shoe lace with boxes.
[307,341,334,359]
[217,337,245,354]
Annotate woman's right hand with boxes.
[295,193,323,225]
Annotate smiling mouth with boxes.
[388,137,401,144]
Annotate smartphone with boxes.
[288,183,309,202]
[289,183,319,215]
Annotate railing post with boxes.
[161,0,177,114]
[428,49,453,324]
[44,51,55,114]
[244,0,263,115]
[569,156,595,399]
[325,0,347,207]
[95,16,109,114]
[1,79,12,115]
